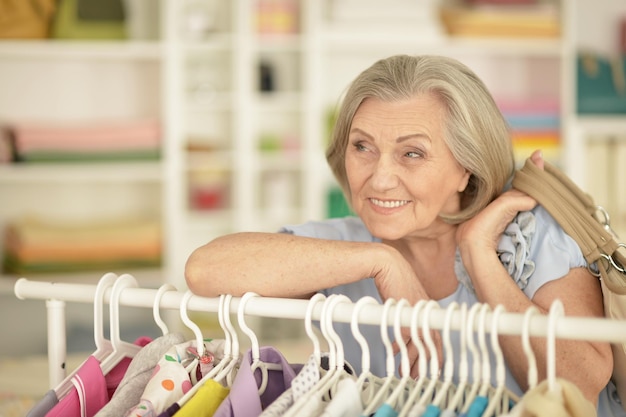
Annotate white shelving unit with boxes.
[2,0,626,354]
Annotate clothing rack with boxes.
[13,275,626,390]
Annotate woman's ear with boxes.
[458,170,471,193]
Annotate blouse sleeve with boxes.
[499,205,588,300]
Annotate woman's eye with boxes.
[406,151,422,158]
[353,142,368,152]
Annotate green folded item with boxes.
[2,252,161,275]
[53,0,127,40]
[17,149,160,163]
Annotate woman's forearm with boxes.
[461,245,612,404]
[184,232,395,298]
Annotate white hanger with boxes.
[180,290,205,357]
[175,294,233,409]
[547,299,565,395]
[238,291,282,394]
[461,303,484,413]
[414,300,442,412]
[398,300,428,417]
[430,302,459,411]
[214,293,240,386]
[305,293,326,366]
[522,306,540,390]
[315,294,351,401]
[281,293,327,417]
[476,303,493,399]
[100,274,143,375]
[445,302,469,413]
[55,272,117,399]
[481,304,508,417]
[382,299,412,411]
[352,295,380,405]
[201,294,231,381]
[153,283,176,335]
[362,297,398,416]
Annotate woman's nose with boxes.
[370,155,400,191]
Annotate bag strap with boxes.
[512,159,618,264]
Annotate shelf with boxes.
[321,32,564,57]
[573,115,626,136]
[0,40,163,60]
[0,161,163,184]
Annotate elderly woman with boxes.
[185,55,618,415]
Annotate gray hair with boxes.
[325,54,514,224]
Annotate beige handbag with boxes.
[512,158,626,407]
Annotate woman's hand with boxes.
[456,150,544,253]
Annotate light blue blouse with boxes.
[279,206,625,416]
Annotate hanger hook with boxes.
[305,293,326,365]
[547,299,565,393]
[238,292,261,361]
[393,299,411,377]
[409,300,428,378]
[381,298,397,377]
[109,274,138,348]
[153,283,176,335]
[352,296,378,381]
[491,305,506,383]
[94,272,117,351]
[522,306,540,389]
[180,290,205,356]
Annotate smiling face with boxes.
[345,94,471,240]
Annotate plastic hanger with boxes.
[413,300,442,412]
[305,293,326,366]
[54,272,117,399]
[153,283,176,335]
[362,297,398,416]
[214,293,240,386]
[445,302,469,414]
[238,291,282,394]
[99,274,143,375]
[281,293,327,417]
[460,303,484,413]
[477,304,493,395]
[429,302,459,412]
[522,306,540,390]
[547,299,565,395]
[201,294,231,381]
[352,296,381,405]
[379,299,411,411]
[314,294,351,402]
[481,304,509,417]
[398,300,428,417]
[174,294,233,409]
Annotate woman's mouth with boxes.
[369,198,410,208]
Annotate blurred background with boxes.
[1,0,626,400]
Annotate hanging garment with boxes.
[259,354,321,417]
[503,378,596,417]
[318,377,363,417]
[93,332,185,417]
[27,390,58,417]
[171,379,230,417]
[213,346,303,417]
[124,339,227,417]
[43,336,152,417]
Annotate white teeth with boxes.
[370,198,409,208]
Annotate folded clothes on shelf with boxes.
[4,118,161,163]
[2,215,162,274]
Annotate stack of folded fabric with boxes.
[498,99,561,165]
[2,216,162,274]
[6,119,161,163]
